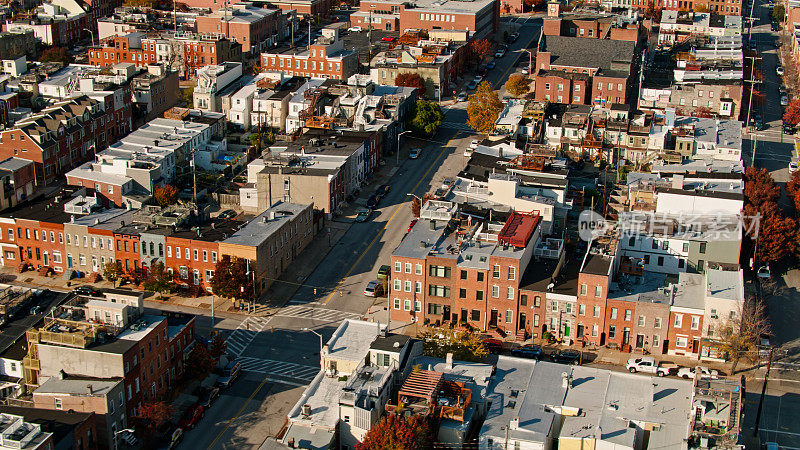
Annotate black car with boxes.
[73,286,101,297]
[486,61,496,70]
[376,184,390,198]
[784,123,795,134]
[551,349,582,365]
[366,194,380,209]
[196,386,220,409]
[510,345,543,360]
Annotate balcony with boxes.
[534,238,564,259]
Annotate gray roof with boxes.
[35,377,121,397]
[542,35,636,77]
[0,157,32,172]
[672,272,706,310]
[222,202,308,247]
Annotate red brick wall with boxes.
[593,75,629,106]
[388,256,427,323]
[604,298,637,348]
[261,47,351,79]
[66,175,125,206]
[575,272,609,345]
[666,309,704,356]
[632,0,741,14]
[519,289,547,337]
[453,266,489,330]
[113,233,141,274]
[163,237,219,292]
[11,219,66,272]
[485,257,521,335]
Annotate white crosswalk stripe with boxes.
[440,121,474,132]
[275,305,362,322]
[237,356,321,383]
[225,316,274,358]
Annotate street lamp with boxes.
[522,49,534,76]
[81,28,96,47]
[302,327,324,357]
[397,130,412,165]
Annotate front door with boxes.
[636,334,645,348]
[442,305,451,322]
[42,252,48,266]
[67,254,73,269]
[623,328,630,346]
[692,339,700,353]
[461,309,468,323]
[564,324,571,338]
[490,310,498,327]
[576,324,584,339]
[519,313,527,329]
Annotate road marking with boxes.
[205,372,271,450]
[759,428,800,437]
[275,305,361,322]
[238,356,320,383]
[225,316,273,358]
[324,132,460,305]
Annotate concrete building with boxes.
[218,202,313,297]
[0,158,35,212]
[630,0,742,15]
[131,65,180,125]
[32,375,124,450]
[0,406,98,450]
[4,0,87,47]
[0,412,54,449]
[0,31,37,61]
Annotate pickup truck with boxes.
[677,366,719,379]
[626,357,678,377]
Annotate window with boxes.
[678,259,685,269]
[506,287,514,300]
[404,281,412,292]
[54,398,62,409]
[699,242,707,254]
[492,285,500,298]
[534,296,541,307]
[644,255,650,264]
[698,260,705,270]
[591,325,598,337]
[471,310,480,321]
[624,310,631,321]
[404,300,411,311]
[211,251,216,262]
[415,264,423,275]
[405,263,411,273]
[652,240,659,250]
[477,272,484,282]
[610,308,618,319]
[657,256,664,266]
[428,285,450,297]
[520,294,528,306]
[508,266,515,280]
[654,317,662,328]
[394,298,401,309]
[608,325,616,339]
[395,262,401,272]
[533,314,540,326]
[551,301,558,312]
[674,314,683,328]
[580,284,587,295]
[476,290,484,300]
[203,251,208,262]
[505,310,513,323]
[492,265,500,278]
[594,285,602,297]
[691,316,699,330]
[429,265,451,278]
[676,336,688,347]
[414,300,421,312]
[593,306,600,318]
[415,282,421,294]
[460,270,467,280]
[193,249,198,261]
[459,288,467,299]
[638,315,645,327]
[394,279,401,291]
[579,304,585,315]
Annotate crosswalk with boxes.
[275,305,362,322]
[440,121,474,132]
[237,356,321,385]
[225,316,273,358]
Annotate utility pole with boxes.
[191,149,198,205]
[752,132,759,167]
[308,17,312,49]
[745,55,762,140]
[753,347,774,437]
[224,0,230,39]
[173,0,177,35]
[368,8,373,62]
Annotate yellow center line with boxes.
[206,373,272,450]
[324,132,461,305]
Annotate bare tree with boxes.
[717,297,771,373]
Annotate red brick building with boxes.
[261,39,359,80]
[113,229,141,275]
[0,96,113,184]
[541,14,640,42]
[630,0,742,15]
[195,5,285,55]
[163,229,223,293]
[533,35,637,107]
[177,0,333,17]
[350,0,499,37]
[0,196,69,273]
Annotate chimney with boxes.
[429,220,436,230]
[672,174,684,189]
[301,404,312,417]
[86,384,93,395]
[446,352,453,369]
[547,0,561,17]
[561,372,569,389]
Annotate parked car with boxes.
[348,26,363,32]
[366,194,380,209]
[785,123,796,134]
[463,147,474,157]
[216,361,241,389]
[381,36,396,42]
[409,148,422,159]
[363,280,384,297]
[791,161,799,174]
[73,286,101,297]
[677,366,719,379]
[218,209,236,219]
[494,49,506,58]
[510,345,543,360]
[486,61,496,70]
[777,65,784,76]
[551,349,582,365]
[197,386,220,409]
[473,75,484,84]
[482,338,504,354]
[355,208,371,222]
[467,81,478,90]
[441,177,455,190]
[626,357,676,376]
[29,305,42,315]
[510,32,519,42]
[377,184,391,198]
[178,404,205,430]
[457,91,468,102]
[168,428,184,449]
[378,265,392,278]
[782,95,789,106]
[407,219,418,232]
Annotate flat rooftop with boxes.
[323,319,381,365]
[35,376,122,396]
[222,202,307,247]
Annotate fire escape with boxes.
[299,86,334,129]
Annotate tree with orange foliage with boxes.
[154,184,179,207]
[470,39,492,64]
[410,193,435,217]
[784,99,800,126]
[357,414,433,450]
[395,73,427,97]
[643,0,662,22]
[523,0,545,10]
[136,401,173,432]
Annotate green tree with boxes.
[210,255,253,301]
[419,327,488,363]
[143,262,174,296]
[409,100,443,137]
[179,86,194,107]
[504,74,530,97]
[357,414,433,450]
[773,4,785,22]
[102,262,122,287]
[467,81,503,134]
